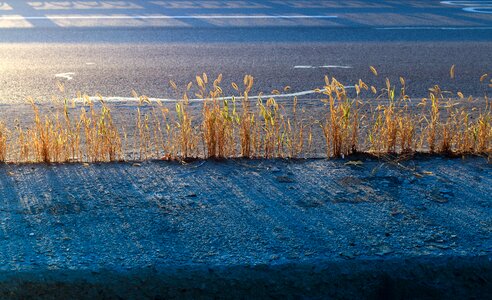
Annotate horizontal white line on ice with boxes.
[376,26,492,30]
[75,87,356,103]
[294,65,353,69]
[0,15,338,20]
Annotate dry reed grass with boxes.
[0,69,490,163]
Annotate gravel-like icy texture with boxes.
[0,157,490,298]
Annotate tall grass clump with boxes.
[80,97,122,162]
[320,76,360,157]
[368,76,415,154]
[0,122,8,162]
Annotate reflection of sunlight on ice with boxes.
[0,15,33,28]
[150,1,269,9]
[28,1,143,10]
[48,14,191,27]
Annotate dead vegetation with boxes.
[0,67,491,163]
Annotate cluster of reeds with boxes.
[12,96,122,163]
[0,68,490,163]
